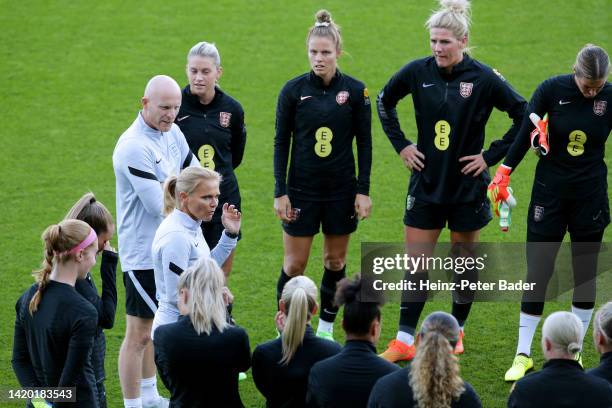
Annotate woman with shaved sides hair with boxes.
[176,41,246,279]
[589,301,612,383]
[508,311,612,407]
[377,0,526,363]
[273,9,372,342]
[491,44,612,382]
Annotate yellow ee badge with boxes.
[567,130,586,156]
[363,88,370,106]
[315,127,333,158]
[434,120,451,151]
[198,144,216,169]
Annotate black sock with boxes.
[451,301,473,327]
[276,268,292,309]
[319,266,346,323]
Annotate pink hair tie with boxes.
[68,229,98,254]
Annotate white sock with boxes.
[516,312,541,356]
[571,305,594,343]
[124,398,142,408]
[396,331,414,346]
[140,376,160,405]
[317,319,334,334]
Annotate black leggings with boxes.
[521,229,603,315]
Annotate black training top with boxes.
[378,55,526,204]
[306,340,400,408]
[74,250,118,384]
[367,366,482,408]
[12,281,98,407]
[507,359,612,408]
[154,315,251,408]
[503,75,611,198]
[274,70,372,201]
[588,351,612,385]
[177,86,246,219]
[252,325,342,408]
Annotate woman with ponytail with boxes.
[307,274,398,408]
[508,311,612,407]
[368,312,481,408]
[252,276,341,408]
[153,257,251,407]
[66,192,117,407]
[12,219,100,406]
[151,166,241,337]
[589,301,612,383]
[378,0,527,362]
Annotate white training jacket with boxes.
[113,113,199,272]
[151,208,237,337]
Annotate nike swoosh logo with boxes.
[155,158,162,164]
[593,211,602,221]
[422,83,435,88]
[323,309,337,315]
[300,96,312,101]
[177,115,190,121]
[559,100,571,105]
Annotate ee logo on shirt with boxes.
[198,144,216,169]
[315,127,333,158]
[434,120,451,151]
[567,130,587,157]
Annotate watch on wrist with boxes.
[224,230,239,239]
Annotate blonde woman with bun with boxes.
[508,311,612,407]
[12,220,100,406]
[377,0,527,362]
[273,9,372,342]
[252,276,341,408]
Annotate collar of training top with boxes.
[436,53,472,78]
[173,208,203,231]
[542,358,584,371]
[308,69,342,89]
[183,85,225,108]
[137,112,166,137]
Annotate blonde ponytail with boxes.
[279,276,318,365]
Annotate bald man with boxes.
[113,75,200,408]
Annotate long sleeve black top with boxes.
[274,70,372,200]
[177,86,246,220]
[252,325,342,408]
[378,55,526,204]
[12,281,98,407]
[74,250,118,383]
[367,366,482,408]
[503,75,611,198]
[306,340,399,408]
[507,359,612,408]
[153,315,251,408]
[588,351,612,385]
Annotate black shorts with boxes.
[282,196,358,237]
[123,269,158,318]
[403,195,492,232]
[528,182,610,237]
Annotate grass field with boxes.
[1,0,610,406]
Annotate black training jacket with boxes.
[504,75,611,198]
[378,55,526,204]
[274,70,372,201]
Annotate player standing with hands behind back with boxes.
[377,0,526,362]
[273,10,372,341]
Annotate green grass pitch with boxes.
[0,1,610,406]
